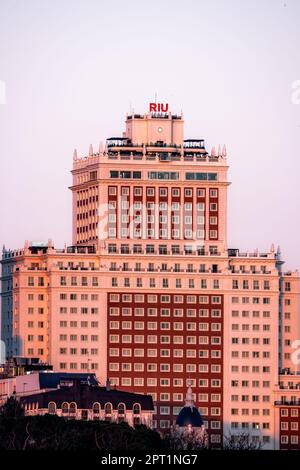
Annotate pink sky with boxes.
[0,0,299,270]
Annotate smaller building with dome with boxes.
[171,382,207,449]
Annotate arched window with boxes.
[118,403,125,415]
[69,402,77,414]
[133,403,141,415]
[48,402,56,414]
[105,402,112,414]
[93,402,101,414]
[117,403,126,423]
[61,402,69,414]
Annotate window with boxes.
[61,402,69,414]
[48,402,56,414]
[105,403,112,415]
[93,403,100,414]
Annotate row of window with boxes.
[230,351,272,359]
[111,277,223,288]
[59,321,98,328]
[231,394,270,400]
[109,294,221,304]
[109,307,221,317]
[27,348,44,356]
[281,435,299,444]
[108,204,216,214]
[60,276,99,286]
[281,422,299,430]
[27,321,44,328]
[232,323,271,330]
[231,422,270,429]
[48,402,141,415]
[107,243,219,254]
[76,209,97,220]
[59,334,98,341]
[231,338,271,345]
[232,310,271,318]
[231,409,271,416]
[109,202,208,212]
[108,187,217,197]
[59,307,98,314]
[108,228,218,239]
[280,408,299,417]
[112,171,198,181]
[109,349,222,358]
[28,277,100,287]
[231,366,270,373]
[158,406,220,416]
[59,294,99,301]
[59,362,98,370]
[110,262,218,272]
[109,171,142,179]
[108,363,221,373]
[108,377,221,388]
[59,348,98,355]
[232,280,270,290]
[109,320,221,329]
[109,335,222,345]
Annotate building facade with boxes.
[1,105,300,448]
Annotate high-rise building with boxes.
[1,105,300,449]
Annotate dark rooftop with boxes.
[20,381,154,411]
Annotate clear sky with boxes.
[0,0,299,270]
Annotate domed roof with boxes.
[176,405,203,427]
[175,383,204,428]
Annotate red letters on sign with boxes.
[149,103,169,113]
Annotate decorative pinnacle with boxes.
[277,245,281,256]
[222,144,227,157]
[73,149,78,161]
[211,146,216,157]
[89,144,93,156]
[218,144,222,157]
[185,381,194,407]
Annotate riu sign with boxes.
[149,102,169,113]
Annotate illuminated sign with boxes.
[149,102,169,113]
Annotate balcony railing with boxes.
[275,400,300,406]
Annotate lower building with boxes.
[18,376,154,427]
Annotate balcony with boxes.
[275,400,300,406]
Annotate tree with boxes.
[0,396,24,420]
[223,432,263,450]
[164,426,209,450]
